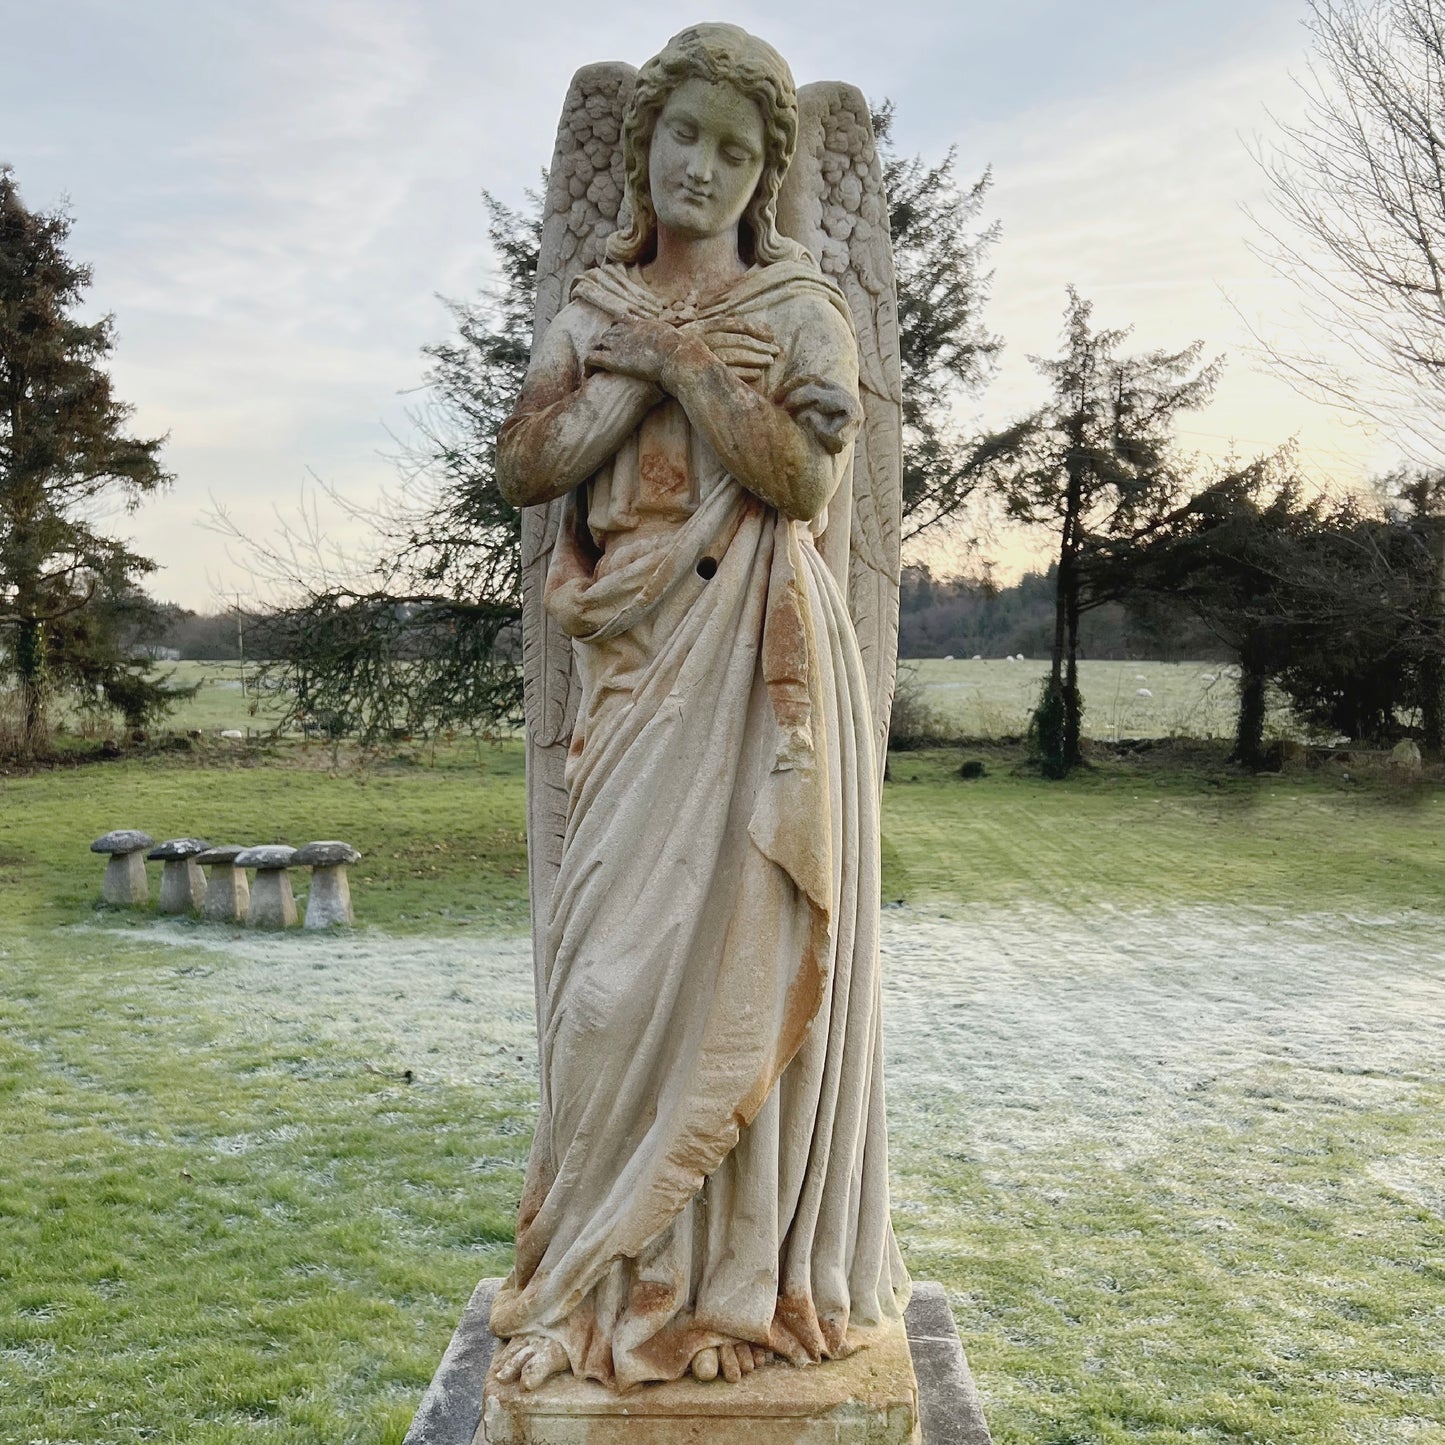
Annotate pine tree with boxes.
[252,111,1003,741]
[873,105,1002,540]
[994,289,1221,774]
[246,194,535,745]
[0,166,172,755]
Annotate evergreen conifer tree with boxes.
[0,166,173,755]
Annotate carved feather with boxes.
[522,62,636,991]
[777,82,903,777]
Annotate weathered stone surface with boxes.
[483,1319,918,1443]
[294,840,362,868]
[247,871,297,928]
[402,1281,991,1445]
[201,862,250,923]
[235,844,297,872]
[906,1284,991,1445]
[147,837,211,861]
[93,830,154,906]
[238,846,298,929]
[303,865,354,928]
[405,1279,501,1445]
[491,29,910,1386]
[91,829,155,855]
[100,850,149,906]
[294,842,360,927]
[157,858,206,914]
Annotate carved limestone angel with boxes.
[490,22,907,1394]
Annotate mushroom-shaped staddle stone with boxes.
[236,845,299,929]
[195,844,251,924]
[294,841,362,929]
[91,830,155,907]
[148,838,211,914]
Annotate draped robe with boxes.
[491,258,909,1390]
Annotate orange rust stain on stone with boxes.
[769,1292,826,1365]
[629,1280,679,1316]
[639,449,689,502]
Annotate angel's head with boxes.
[608,23,808,267]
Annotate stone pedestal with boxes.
[404,1281,990,1445]
[202,863,250,923]
[247,870,297,928]
[304,865,353,927]
[158,859,206,914]
[101,851,149,906]
[485,1319,918,1443]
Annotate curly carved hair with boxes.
[607,23,811,268]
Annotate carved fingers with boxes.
[587,315,781,392]
[686,317,780,386]
[585,316,684,383]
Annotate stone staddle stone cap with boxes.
[147,837,212,862]
[293,840,362,868]
[194,844,249,866]
[91,829,155,855]
[234,844,297,871]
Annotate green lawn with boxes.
[2,743,1443,1443]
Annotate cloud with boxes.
[0,0,1398,605]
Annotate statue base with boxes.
[484,1316,917,1444]
[404,1280,990,1445]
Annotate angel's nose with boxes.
[686,142,716,185]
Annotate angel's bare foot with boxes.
[690,1342,771,1383]
[494,1335,569,1391]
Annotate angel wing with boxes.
[777,83,903,782]
[522,61,636,995]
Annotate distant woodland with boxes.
[896,567,1222,662]
[146,570,1224,666]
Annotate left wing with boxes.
[777,81,902,781]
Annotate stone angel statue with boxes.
[490,22,907,1394]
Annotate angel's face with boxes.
[648,77,766,244]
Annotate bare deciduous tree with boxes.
[1254,0,1445,457]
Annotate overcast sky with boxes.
[1,0,1394,607]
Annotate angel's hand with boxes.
[584,317,682,384]
[684,318,780,387]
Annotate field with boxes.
[2,743,1443,1444]
[52,661,291,740]
[53,659,1284,745]
[903,658,1292,742]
